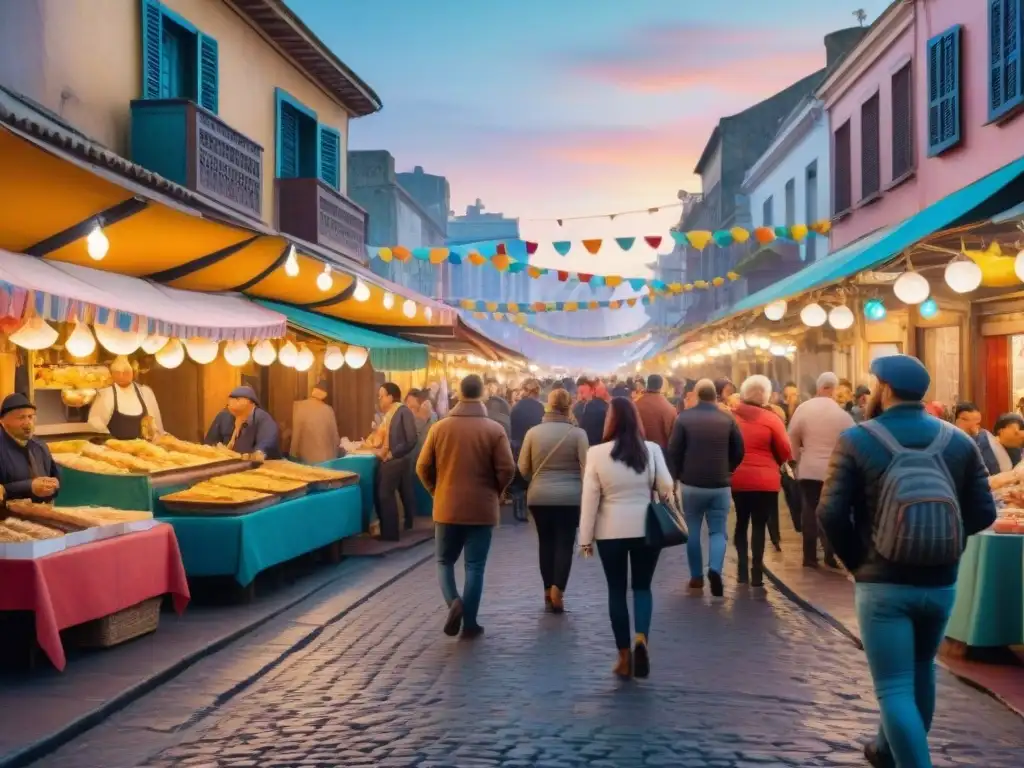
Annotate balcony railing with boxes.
[276,178,367,266]
[130,99,263,220]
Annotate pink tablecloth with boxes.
[0,523,190,670]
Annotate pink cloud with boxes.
[564,23,827,94]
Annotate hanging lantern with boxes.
[223,340,251,366]
[918,297,939,319]
[155,338,185,369]
[799,302,827,327]
[141,334,169,354]
[893,271,930,305]
[278,340,298,367]
[11,316,59,350]
[64,320,97,358]
[864,298,887,321]
[344,345,369,369]
[945,259,983,293]
[769,344,787,356]
[353,278,371,302]
[94,324,142,355]
[764,300,787,321]
[323,345,345,371]
[86,223,109,261]
[284,245,299,277]
[383,291,395,310]
[294,344,314,372]
[252,339,277,366]
[402,299,417,319]
[828,305,855,330]
[184,337,219,364]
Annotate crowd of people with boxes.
[373,357,1002,768]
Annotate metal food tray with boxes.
[308,473,359,492]
[147,459,257,489]
[158,493,280,517]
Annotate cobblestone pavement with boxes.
[44,525,1024,768]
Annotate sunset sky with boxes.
[288,0,890,240]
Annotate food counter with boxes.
[321,454,378,530]
[946,531,1024,648]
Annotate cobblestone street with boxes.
[42,525,1024,768]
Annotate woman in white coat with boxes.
[579,396,675,679]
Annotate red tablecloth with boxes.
[0,523,190,670]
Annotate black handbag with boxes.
[644,451,688,548]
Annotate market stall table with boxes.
[322,455,378,530]
[159,485,362,587]
[0,523,189,670]
[946,531,1024,647]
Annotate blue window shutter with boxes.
[140,0,163,99]
[198,34,218,114]
[279,106,299,179]
[318,126,341,190]
[991,0,1024,119]
[927,26,961,156]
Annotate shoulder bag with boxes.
[644,447,688,548]
[528,426,575,484]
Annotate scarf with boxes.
[380,402,402,460]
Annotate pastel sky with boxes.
[287,0,891,236]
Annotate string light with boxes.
[252,339,277,366]
[316,264,333,292]
[353,279,371,302]
[382,291,395,310]
[284,245,299,277]
[64,321,96,358]
[86,222,109,261]
[402,299,417,319]
[155,338,185,368]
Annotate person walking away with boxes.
[518,389,589,612]
[788,372,853,569]
[635,374,678,452]
[417,375,515,639]
[290,379,340,464]
[817,355,996,768]
[579,397,675,678]
[373,382,419,541]
[573,376,609,447]
[510,378,546,521]
[730,376,792,591]
[484,379,512,439]
[666,378,744,597]
[850,385,871,423]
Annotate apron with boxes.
[107,383,148,440]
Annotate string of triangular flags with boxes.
[515,324,658,347]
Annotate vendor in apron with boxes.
[87,356,164,440]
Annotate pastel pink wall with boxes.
[828,0,1024,252]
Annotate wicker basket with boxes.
[66,597,162,649]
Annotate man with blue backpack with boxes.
[816,354,996,768]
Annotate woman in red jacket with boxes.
[731,375,793,591]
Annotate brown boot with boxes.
[544,588,553,611]
[550,586,564,614]
[613,649,632,678]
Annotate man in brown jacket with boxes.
[635,374,678,451]
[289,379,340,464]
[416,374,515,639]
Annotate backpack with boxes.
[860,420,964,566]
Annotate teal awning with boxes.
[256,300,428,372]
[712,153,1024,321]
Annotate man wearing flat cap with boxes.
[0,393,60,502]
[290,378,340,464]
[205,386,281,459]
[816,354,996,766]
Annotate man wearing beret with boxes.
[816,355,996,768]
[0,393,60,502]
[204,386,281,459]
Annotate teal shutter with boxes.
[279,106,300,178]
[198,34,219,114]
[318,126,341,189]
[990,0,1023,119]
[927,26,961,156]
[140,0,163,99]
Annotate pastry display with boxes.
[5,500,107,528]
[160,482,270,505]
[47,439,94,454]
[33,365,111,391]
[0,525,33,543]
[254,461,355,483]
[156,435,241,460]
[208,471,306,494]
[80,444,163,473]
[1,517,64,540]
[53,453,131,475]
[105,439,173,460]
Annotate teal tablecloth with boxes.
[322,455,378,529]
[946,531,1024,647]
[159,485,362,586]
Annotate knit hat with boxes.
[0,393,35,417]
[869,355,930,401]
[228,385,260,407]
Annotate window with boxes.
[928,26,962,155]
[891,63,914,179]
[833,120,852,214]
[141,0,218,113]
[805,161,818,262]
[762,196,773,227]
[861,93,881,199]
[274,88,342,190]
[989,0,1023,121]
[784,178,796,227]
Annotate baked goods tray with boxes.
[147,459,257,488]
[159,494,280,516]
[309,473,360,491]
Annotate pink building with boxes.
[821,0,1024,251]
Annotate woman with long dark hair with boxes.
[579,397,675,679]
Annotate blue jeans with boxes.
[435,524,493,629]
[855,582,957,768]
[681,485,731,579]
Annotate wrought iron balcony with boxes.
[276,178,367,266]
[130,99,263,220]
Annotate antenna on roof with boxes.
[853,8,867,26]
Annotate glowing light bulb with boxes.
[223,340,251,366]
[94,324,142,355]
[893,271,929,305]
[316,264,333,292]
[295,344,314,372]
[764,299,787,321]
[86,224,109,261]
[64,320,96,358]
[402,299,417,319]
[323,345,344,370]
[278,340,298,367]
[155,338,185,368]
[284,245,299,277]
[185,337,219,364]
[828,305,855,330]
[141,334,169,354]
[344,345,369,369]
[800,302,827,327]
[945,259,982,293]
[353,279,371,302]
[382,291,395,310]
[424,306,433,321]
[252,339,277,366]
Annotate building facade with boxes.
[0,0,377,267]
[446,200,530,304]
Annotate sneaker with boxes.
[708,570,724,597]
[633,642,650,679]
[687,577,704,591]
[461,624,485,640]
[443,598,463,637]
[863,742,895,768]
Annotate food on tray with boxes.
[156,435,241,460]
[105,439,171,460]
[84,508,153,524]
[0,525,33,543]
[5,501,104,528]
[161,450,212,467]
[34,365,112,391]
[1,517,65,540]
[47,439,94,454]
[209,471,306,494]
[160,482,270,505]
[53,453,131,475]
[80,444,163,472]
[254,461,355,484]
